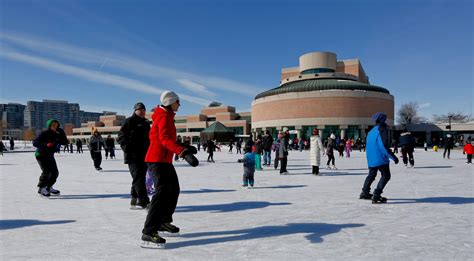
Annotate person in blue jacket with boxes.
[241,146,256,188]
[360,112,399,203]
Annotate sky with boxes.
[0,0,472,119]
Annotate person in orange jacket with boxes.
[463,140,473,164]
[140,91,198,249]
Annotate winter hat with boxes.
[330,133,336,139]
[160,91,180,106]
[446,134,452,138]
[46,119,60,129]
[133,102,146,111]
[312,128,319,135]
[372,112,387,124]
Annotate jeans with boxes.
[362,164,391,196]
[263,150,271,165]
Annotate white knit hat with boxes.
[330,133,336,139]
[160,91,180,106]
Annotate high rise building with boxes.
[24,100,80,134]
[0,103,26,129]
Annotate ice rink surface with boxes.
[1,147,473,260]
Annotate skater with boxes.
[309,128,324,175]
[69,142,74,153]
[337,137,345,157]
[326,134,337,170]
[360,112,399,203]
[9,137,14,151]
[33,119,68,197]
[236,138,242,154]
[254,135,263,170]
[273,137,280,170]
[197,141,201,152]
[89,128,105,171]
[399,129,416,167]
[0,140,6,156]
[76,139,83,153]
[262,130,274,166]
[424,141,428,151]
[105,135,115,159]
[463,140,473,164]
[241,145,255,188]
[118,102,151,209]
[63,141,69,153]
[443,134,454,159]
[277,131,289,174]
[228,139,234,153]
[206,139,215,162]
[345,139,352,158]
[141,91,198,249]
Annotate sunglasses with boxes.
[176,100,180,105]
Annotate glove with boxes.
[47,142,55,148]
[179,148,199,167]
[393,156,399,164]
[184,145,198,155]
[184,153,199,167]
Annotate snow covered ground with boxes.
[1,148,472,260]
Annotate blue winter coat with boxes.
[366,124,396,167]
[243,152,255,173]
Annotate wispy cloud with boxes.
[0,32,263,96]
[419,102,431,109]
[177,79,216,97]
[0,47,211,106]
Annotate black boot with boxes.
[372,194,387,204]
[359,192,373,200]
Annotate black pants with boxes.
[243,171,255,186]
[443,147,451,158]
[401,146,414,166]
[77,146,83,153]
[36,156,59,188]
[236,147,241,154]
[362,164,391,196]
[143,163,180,235]
[129,162,149,204]
[274,151,279,169]
[312,166,319,174]
[207,152,214,162]
[279,157,287,173]
[105,148,115,159]
[467,154,472,163]
[326,154,335,166]
[90,151,102,168]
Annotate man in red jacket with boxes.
[140,91,197,249]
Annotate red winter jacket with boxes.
[464,143,474,155]
[145,106,184,163]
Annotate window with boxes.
[301,68,335,74]
[176,128,187,133]
[175,119,187,123]
[189,128,204,132]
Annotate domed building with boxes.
[251,51,394,140]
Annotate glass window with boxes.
[301,68,335,74]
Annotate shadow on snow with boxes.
[0,219,76,230]
[181,189,236,194]
[50,193,129,200]
[388,197,474,205]
[251,185,307,189]
[176,201,291,213]
[166,222,365,249]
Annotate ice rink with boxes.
[1,147,473,260]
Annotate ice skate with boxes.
[48,186,60,195]
[140,233,166,249]
[131,200,149,210]
[158,223,180,237]
[359,192,373,200]
[331,165,337,170]
[372,195,387,204]
[38,186,50,198]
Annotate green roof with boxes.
[255,78,390,100]
[201,121,234,133]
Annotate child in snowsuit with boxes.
[463,141,473,164]
[89,129,105,171]
[345,139,352,158]
[242,146,256,188]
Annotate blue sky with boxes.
[0,0,472,119]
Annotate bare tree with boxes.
[433,112,471,123]
[397,102,426,126]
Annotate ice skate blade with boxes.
[140,241,165,249]
[158,231,180,237]
[130,206,147,210]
